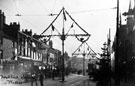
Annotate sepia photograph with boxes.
[0,0,135,86]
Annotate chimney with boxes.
[10,22,20,32]
[22,29,32,36]
[0,10,5,31]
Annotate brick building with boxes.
[0,10,20,74]
[0,10,64,78]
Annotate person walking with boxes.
[52,68,55,80]
[39,72,44,86]
[31,73,38,86]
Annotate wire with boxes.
[19,16,42,31]
[16,14,49,16]
[69,7,117,14]
[41,8,63,35]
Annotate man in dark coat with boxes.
[39,72,44,86]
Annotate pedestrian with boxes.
[31,73,38,86]
[39,72,44,86]
[52,68,55,80]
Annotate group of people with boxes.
[30,67,58,86]
[31,70,44,86]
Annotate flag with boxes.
[51,24,55,31]
[80,38,84,42]
[63,11,67,21]
[70,23,74,28]
[78,48,80,52]
[87,47,89,51]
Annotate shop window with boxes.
[0,50,3,59]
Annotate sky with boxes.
[0,0,133,57]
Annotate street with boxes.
[0,74,97,86]
[23,74,97,86]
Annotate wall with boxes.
[1,37,16,59]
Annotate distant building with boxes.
[47,41,61,68]
[71,56,89,72]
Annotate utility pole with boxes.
[61,7,65,81]
[107,29,111,86]
[115,0,120,86]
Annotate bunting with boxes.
[78,48,80,52]
[80,38,84,42]
[87,47,89,51]
[63,11,67,21]
[51,24,55,31]
[70,23,74,28]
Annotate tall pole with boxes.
[61,7,65,82]
[115,0,120,86]
[83,53,85,75]
[108,29,111,86]
[83,42,85,75]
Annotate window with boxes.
[33,52,35,60]
[12,41,15,48]
[35,52,37,60]
[31,51,33,59]
[38,53,40,60]
[39,53,42,61]
[28,48,30,57]
[0,50,3,59]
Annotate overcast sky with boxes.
[0,0,132,57]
